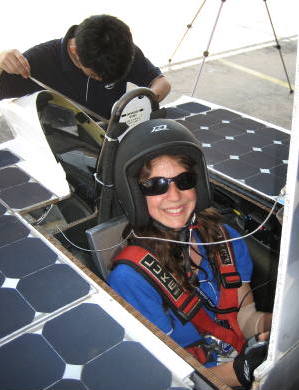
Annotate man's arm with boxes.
[0,49,42,100]
[0,50,31,78]
[149,75,171,103]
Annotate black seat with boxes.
[86,215,128,280]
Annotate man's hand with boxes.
[0,50,30,78]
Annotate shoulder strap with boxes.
[113,242,245,352]
[215,225,242,290]
[113,245,202,323]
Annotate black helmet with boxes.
[114,119,211,228]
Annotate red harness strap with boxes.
[113,228,246,362]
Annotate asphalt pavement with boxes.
[162,37,297,131]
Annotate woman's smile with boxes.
[145,156,196,229]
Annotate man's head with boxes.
[74,15,135,83]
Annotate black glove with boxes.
[233,336,268,389]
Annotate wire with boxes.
[56,225,132,253]
[32,205,54,226]
[132,194,281,246]
[52,189,283,257]
[238,279,275,310]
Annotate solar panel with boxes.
[0,303,173,390]
[0,94,193,390]
[205,108,241,122]
[0,150,20,168]
[0,148,56,211]
[0,215,92,341]
[0,215,30,248]
[0,237,58,278]
[0,333,65,390]
[168,98,290,202]
[185,113,219,127]
[210,122,246,137]
[42,303,124,365]
[0,167,30,190]
[0,182,53,210]
[0,288,35,339]
[47,379,88,390]
[176,102,210,114]
[17,264,91,313]
[81,340,172,390]
[164,107,190,119]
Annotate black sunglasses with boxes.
[139,172,197,196]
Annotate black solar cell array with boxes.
[0,147,179,390]
[0,150,54,210]
[165,103,289,197]
[0,213,179,389]
[0,216,91,341]
[0,303,176,390]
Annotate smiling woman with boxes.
[140,155,197,229]
[108,118,272,388]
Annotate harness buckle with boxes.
[177,291,202,322]
[220,272,242,289]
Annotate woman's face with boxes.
[145,156,197,229]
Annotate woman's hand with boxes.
[0,49,30,78]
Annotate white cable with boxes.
[32,205,54,225]
[56,225,132,253]
[85,76,90,102]
[93,173,114,187]
[132,193,282,247]
[54,190,284,253]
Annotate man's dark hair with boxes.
[75,15,135,83]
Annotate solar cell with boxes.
[0,150,20,168]
[192,128,224,144]
[0,237,58,278]
[0,167,30,190]
[212,138,251,156]
[229,117,265,131]
[176,119,199,131]
[213,159,259,180]
[235,132,275,148]
[0,288,35,339]
[241,151,284,169]
[0,333,65,390]
[164,107,190,119]
[176,102,210,114]
[43,303,124,365]
[245,173,285,196]
[209,122,246,137]
[205,108,241,122]
[186,113,219,127]
[0,182,53,210]
[263,143,290,160]
[82,341,172,390]
[0,215,30,248]
[17,264,91,313]
[47,379,88,390]
[200,146,227,166]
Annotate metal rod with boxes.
[168,0,207,65]
[192,0,226,97]
[263,0,294,93]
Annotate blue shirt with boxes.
[108,225,253,365]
